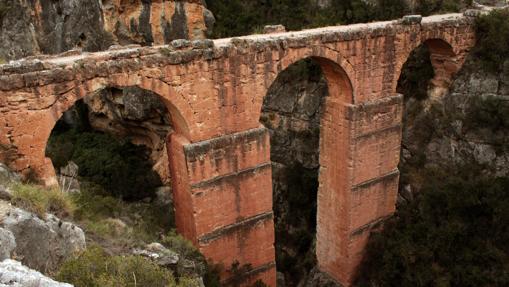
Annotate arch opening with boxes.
[260,55,353,286]
[45,86,173,198]
[396,38,458,203]
[43,86,181,253]
[398,39,458,105]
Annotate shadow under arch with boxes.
[259,53,355,285]
[397,38,460,102]
[38,77,202,253]
[37,77,192,186]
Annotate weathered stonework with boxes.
[0,0,213,61]
[0,13,476,286]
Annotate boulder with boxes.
[132,242,180,267]
[0,186,11,201]
[263,25,286,34]
[0,202,86,273]
[0,259,73,287]
[58,161,80,193]
[401,15,423,25]
[155,186,173,206]
[0,228,15,261]
[0,163,20,186]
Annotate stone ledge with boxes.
[0,14,473,81]
[350,215,392,237]
[198,211,273,244]
[190,162,271,190]
[185,127,268,163]
[352,169,399,192]
[354,124,402,140]
[223,261,276,286]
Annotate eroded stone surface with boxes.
[0,0,213,61]
[0,202,86,273]
[0,228,15,261]
[0,259,73,287]
[0,13,477,287]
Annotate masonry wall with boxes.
[0,13,476,286]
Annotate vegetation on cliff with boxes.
[56,246,193,287]
[356,9,509,287]
[356,167,509,286]
[475,9,509,71]
[206,0,471,37]
[46,129,162,201]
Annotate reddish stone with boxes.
[0,13,477,286]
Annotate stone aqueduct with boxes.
[0,13,476,286]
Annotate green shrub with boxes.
[466,95,509,131]
[71,183,174,243]
[414,0,470,16]
[46,129,162,200]
[397,45,435,101]
[10,183,75,218]
[475,9,509,71]
[56,246,179,287]
[161,230,203,261]
[206,0,473,38]
[356,168,509,286]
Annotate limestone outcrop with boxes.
[0,201,86,274]
[0,13,477,286]
[0,0,214,61]
[0,259,73,287]
[83,87,173,183]
[400,57,509,203]
[0,228,15,261]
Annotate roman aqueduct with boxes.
[0,13,477,286]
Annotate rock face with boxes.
[260,60,327,286]
[80,86,172,183]
[0,201,86,273]
[0,259,73,287]
[0,163,20,185]
[399,56,509,201]
[0,14,477,286]
[0,228,15,261]
[301,267,341,287]
[0,0,214,61]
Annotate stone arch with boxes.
[47,76,192,140]
[34,76,192,186]
[273,45,355,103]
[396,38,462,101]
[259,49,355,284]
[38,74,200,261]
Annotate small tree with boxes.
[475,9,509,71]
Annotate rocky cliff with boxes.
[399,55,509,203]
[0,0,214,61]
[260,60,328,286]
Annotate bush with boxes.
[46,129,162,200]
[56,246,190,287]
[356,168,509,286]
[10,183,75,218]
[466,95,509,131]
[397,45,435,101]
[206,0,472,38]
[161,230,203,262]
[475,9,509,71]
[71,183,174,243]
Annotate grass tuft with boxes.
[56,245,201,287]
[10,183,75,219]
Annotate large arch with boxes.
[31,76,192,183]
[34,75,199,246]
[395,37,464,102]
[260,49,356,285]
